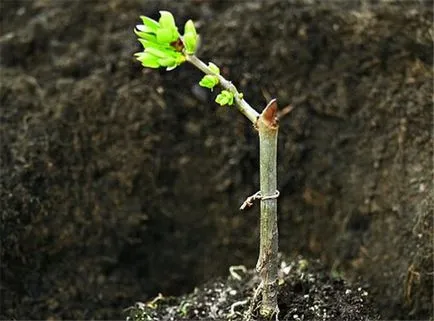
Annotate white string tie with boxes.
[240,190,280,210]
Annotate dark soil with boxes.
[126,257,379,321]
[1,0,432,320]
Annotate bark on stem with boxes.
[256,99,279,317]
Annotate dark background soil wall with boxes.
[1,0,432,320]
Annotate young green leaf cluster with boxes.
[215,90,234,106]
[134,11,198,71]
[134,12,238,107]
[198,62,220,88]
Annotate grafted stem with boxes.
[186,54,279,318]
[256,99,279,318]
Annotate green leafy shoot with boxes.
[133,11,281,318]
[134,12,199,71]
[215,90,235,106]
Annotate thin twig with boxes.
[185,55,260,124]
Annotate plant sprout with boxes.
[134,11,280,318]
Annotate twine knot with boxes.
[240,190,280,210]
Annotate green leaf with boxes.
[134,52,160,68]
[183,32,197,54]
[145,47,174,58]
[183,20,198,54]
[159,11,177,30]
[215,93,228,106]
[208,62,220,75]
[140,16,160,32]
[139,36,177,52]
[184,20,197,37]
[158,56,176,67]
[215,90,234,106]
[156,28,174,44]
[135,30,157,42]
[138,38,159,50]
[166,64,178,71]
[199,75,219,89]
[227,93,234,105]
[175,54,186,65]
[165,53,186,71]
[135,24,155,34]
